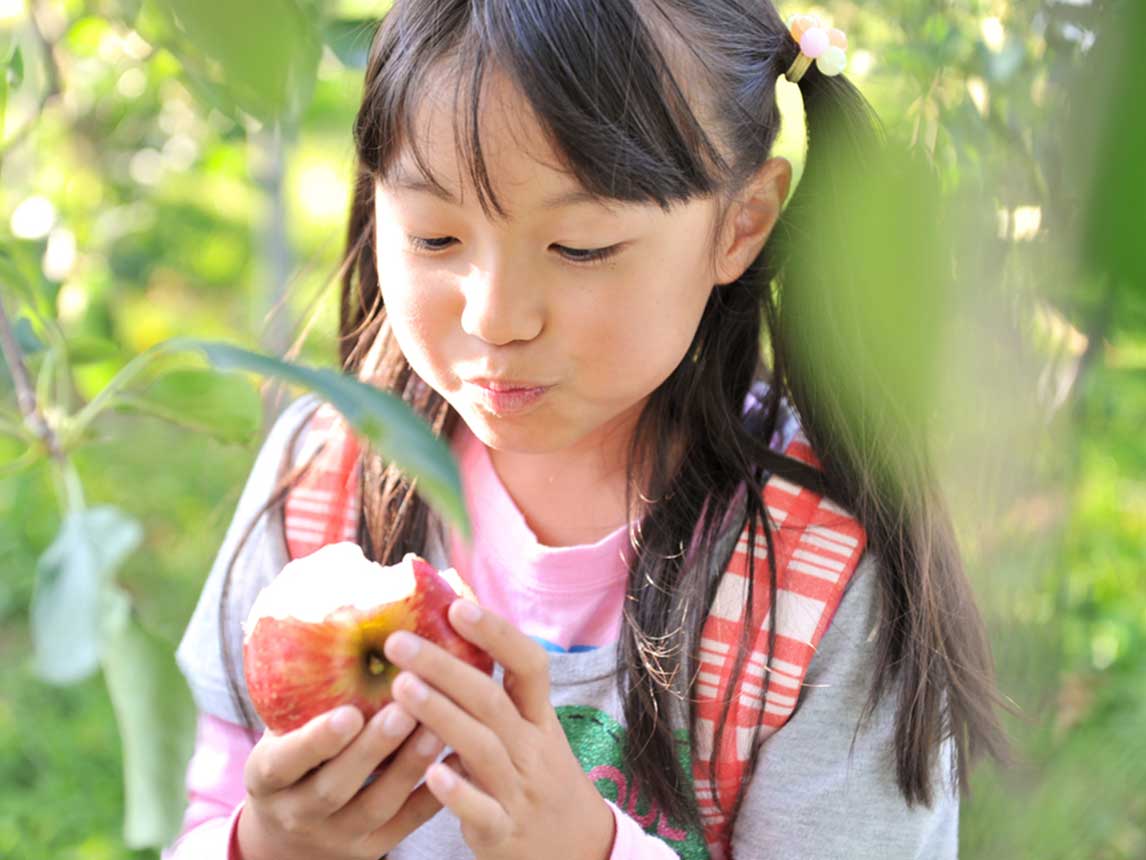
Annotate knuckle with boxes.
[362,827,401,860]
[242,758,260,794]
[417,728,444,759]
[248,756,279,794]
[481,725,505,760]
[462,819,498,849]
[398,730,438,772]
[481,724,504,756]
[493,694,520,727]
[262,760,285,789]
[512,736,540,772]
[464,697,492,728]
[278,806,308,837]
[310,777,343,811]
[527,647,550,677]
[371,708,411,747]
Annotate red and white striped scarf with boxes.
[283,403,867,860]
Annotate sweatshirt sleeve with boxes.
[728,551,961,859]
[603,799,681,859]
[174,392,321,727]
[161,712,258,860]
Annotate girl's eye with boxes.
[552,244,622,266]
[406,236,622,267]
[408,236,457,252]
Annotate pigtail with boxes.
[768,48,1013,805]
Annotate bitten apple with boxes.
[242,541,493,734]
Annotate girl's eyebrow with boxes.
[386,167,618,214]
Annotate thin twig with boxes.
[0,293,63,459]
[0,0,64,161]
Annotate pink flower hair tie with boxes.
[784,13,849,83]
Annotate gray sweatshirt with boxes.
[174,393,960,859]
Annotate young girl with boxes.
[163,1,1008,858]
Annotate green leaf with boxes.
[30,506,144,685]
[14,315,43,354]
[780,134,948,495]
[111,0,145,25]
[0,242,55,321]
[0,37,13,127]
[101,593,197,849]
[0,445,39,478]
[147,0,323,124]
[324,18,379,69]
[8,45,22,89]
[67,339,182,439]
[171,337,472,540]
[1079,1,1146,291]
[65,334,123,366]
[0,58,7,134]
[114,366,262,444]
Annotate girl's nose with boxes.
[459,258,544,345]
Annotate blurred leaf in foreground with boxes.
[142,0,323,124]
[29,506,143,685]
[101,593,197,849]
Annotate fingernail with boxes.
[386,631,421,661]
[416,731,442,757]
[383,706,415,737]
[330,707,361,736]
[399,672,429,703]
[429,764,457,791]
[454,600,482,624]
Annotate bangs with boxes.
[356,0,731,220]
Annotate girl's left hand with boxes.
[382,600,616,860]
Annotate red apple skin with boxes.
[243,554,494,735]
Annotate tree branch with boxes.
[0,0,65,161]
[0,293,63,460]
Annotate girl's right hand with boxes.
[238,702,456,860]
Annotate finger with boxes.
[334,722,447,835]
[390,670,517,798]
[447,600,552,724]
[245,705,364,796]
[298,704,418,815]
[424,757,510,847]
[382,630,521,743]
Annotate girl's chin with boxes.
[461,412,569,454]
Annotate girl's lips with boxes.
[466,381,551,415]
[465,377,551,391]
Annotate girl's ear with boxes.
[712,156,792,286]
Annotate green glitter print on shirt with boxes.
[556,704,709,860]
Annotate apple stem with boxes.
[367,653,386,676]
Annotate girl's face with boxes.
[372,69,766,467]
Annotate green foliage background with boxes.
[1,0,1143,857]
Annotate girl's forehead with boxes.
[386,67,568,186]
[375,57,711,221]
[380,73,636,218]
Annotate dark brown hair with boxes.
[217,0,1009,836]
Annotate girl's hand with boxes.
[238,702,462,860]
[382,601,616,860]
